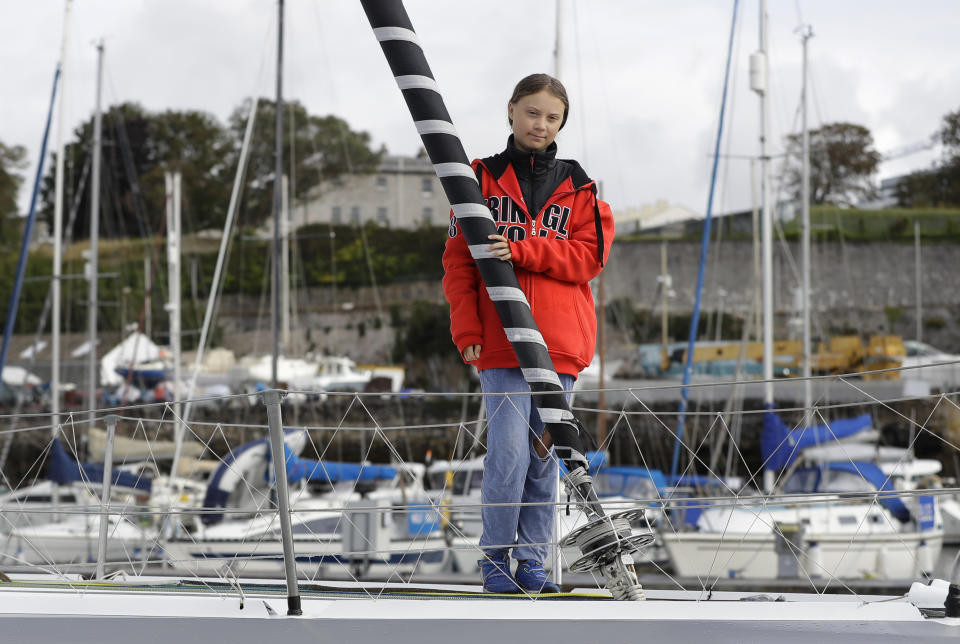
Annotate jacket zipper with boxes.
[536,181,595,218]
[524,175,595,311]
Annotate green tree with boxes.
[141,108,234,232]
[38,99,384,240]
[40,103,233,240]
[784,122,881,206]
[0,141,28,244]
[391,300,451,363]
[896,107,960,207]
[228,98,383,225]
[939,108,960,156]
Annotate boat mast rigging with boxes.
[670,0,740,481]
[271,0,285,389]
[800,25,814,429]
[87,39,104,430]
[52,0,74,434]
[752,0,776,492]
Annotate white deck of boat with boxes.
[1,574,958,643]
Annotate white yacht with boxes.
[661,412,944,580]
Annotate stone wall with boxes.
[602,240,960,352]
[213,240,960,360]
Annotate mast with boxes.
[671,0,739,480]
[751,0,774,408]
[52,0,74,432]
[800,25,813,428]
[914,219,922,343]
[144,256,152,338]
[0,69,60,396]
[271,0,284,389]
[281,174,291,352]
[660,243,670,347]
[165,171,182,431]
[553,0,568,591]
[179,98,258,435]
[87,40,104,429]
[596,181,607,444]
[554,0,563,78]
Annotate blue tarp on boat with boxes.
[761,411,873,471]
[114,366,167,387]
[203,430,399,525]
[292,453,397,484]
[202,429,305,525]
[47,439,152,493]
[787,461,910,523]
[270,443,398,483]
[559,452,667,501]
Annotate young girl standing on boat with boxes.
[442,73,615,593]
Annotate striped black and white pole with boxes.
[360,0,652,600]
[360,0,590,477]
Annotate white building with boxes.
[613,201,701,235]
[296,153,453,230]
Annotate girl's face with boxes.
[508,89,565,153]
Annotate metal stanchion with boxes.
[95,414,117,579]
[551,474,562,589]
[262,389,302,616]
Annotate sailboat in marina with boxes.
[661,410,943,580]
[162,426,447,579]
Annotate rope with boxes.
[672,0,741,479]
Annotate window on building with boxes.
[422,207,433,226]
[350,206,361,224]
[376,175,388,191]
[331,206,342,224]
[377,206,389,226]
[421,177,433,196]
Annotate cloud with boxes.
[3,0,959,216]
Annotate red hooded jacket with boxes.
[441,145,615,376]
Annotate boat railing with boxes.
[0,368,956,598]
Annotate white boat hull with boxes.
[662,529,943,579]
[163,534,449,578]
[0,516,157,566]
[939,497,960,544]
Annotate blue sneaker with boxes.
[515,560,560,594]
[478,550,518,593]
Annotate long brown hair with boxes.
[508,74,569,130]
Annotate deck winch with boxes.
[559,465,655,601]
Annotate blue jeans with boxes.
[478,367,574,563]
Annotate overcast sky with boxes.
[2,0,959,219]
